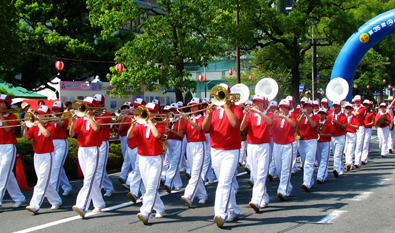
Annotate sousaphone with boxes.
[230,84,250,103]
[255,78,278,101]
[326,77,349,102]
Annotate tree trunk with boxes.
[291,66,300,103]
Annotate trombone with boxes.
[72,100,107,117]
[0,108,21,114]
[210,85,240,106]
[176,102,211,116]
[134,106,170,124]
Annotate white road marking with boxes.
[317,210,348,224]
[377,178,392,185]
[351,192,373,201]
[15,172,247,233]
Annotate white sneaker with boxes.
[174,187,181,191]
[234,189,239,195]
[50,202,62,210]
[226,211,239,222]
[181,196,191,208]
[13,200,26,208]
[155,212,164,218]
[137,213,148,224]
[62,190,71,196]
[72,205,86,218]
[104,190,113,197]
[26,206,39,214]
[92,205,105,213]
[198,197,207,204]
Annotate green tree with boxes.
[88,0,224,101]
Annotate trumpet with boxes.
[134,105,170,124]
[0,108,21,114]
[72,100,106,117]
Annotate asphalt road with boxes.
[2,129,395,233]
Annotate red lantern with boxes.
[116,64,124,72]
[249,75,253,80]
[198,75,204,82]
[258,65,262,70]
[367,85,370,89]
[354,84,358,89]
[228,69,233,75]
[204,76,207,81]
[389,85,392,89]
[321,91,325,95]
[383,79,386,83]
[55,61,64,71]
[393,88,395,92]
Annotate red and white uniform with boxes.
[328,111,347,175]
[133,122,165,221]
[289,109,299,174]
[0,113,25,206]
[345,114,359,166]
[244,111,273,208]
[73,117,105,212]
[362,111,375,163]
[119,118,132,182]
[50,118,72,194]
[207,105,243,222]
[27,123,62,211]
[386,106,395,152]
[297,114,319,189]
[376,112,391,156]
[272,114,296,198]
[164,120,183,190]
[353,105,366,167]
[316,119,332,182]
[180,115,207,204]
[95,113,114,194]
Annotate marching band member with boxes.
[70,97,105,218]
[286,96,298,174]
[361,100,375,164]
[327,101,347,177]
[50,101,72,196]
[178,101,189,173]
[118,101,133,185]
[352,95,366,168]
[130,102,166,224]
[386,96,395,153]
[23,105,62,214]
[178,98,208,207]
[161,105,171,183]
[271,99,296,201]
[268,101,279,181]
[202,83,243,228]
[297,99,319,192]
[0,95,26,208]
[163,103,183,193]
[344,102,359,171]
[201,98,215,184]
[125,107,145,203]
[321,98,332,115]
[241,94,273,212]
[93,94,114,197]
[316,108,332,183]
[376,102,391,157]
[313,101,320,114]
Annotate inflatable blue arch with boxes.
[330,8,395,101]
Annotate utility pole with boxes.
[236,3,240,84]
[312,26,317,100]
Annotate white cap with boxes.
[218,83,231,93]
[269,101,278,108]
[52,101,63,110]
[352,95,362,102]
[177,101,184,107]
[36,105,49,114]
[188,97,201,106]
[388,96,394,101]
[163,105,171,111]
[279,99,290,108]
[303,99,313,106]
[286,96,294,102]
[380,102,387,107]
[246,100,253,106]
[313,100,319,106]
[169,103,178,110]
[318,108,327,114]
[363,99,371,105]
[344,102,353,108]
[252,94,266,102]
[332,100,341,106]
[146,103,156,111]
[122,101,131,107]
[321,98,328,103]
[152,99,160,106]
[132,98,146,107]
[202,98,210,103]
[300,97,308,103]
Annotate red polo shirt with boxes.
[272,115,296,144]
[167,120,183,141]
[354,105,366,126]
[298,114,320,140]
[376,112,391,128]
[181,115,206,142]
[27,124,56,154]
[73,117,103,147]
[133,123,165,156]
[318,120,332,142]
[127,123,138,150]
[96,112,112,141]
[119,117,132,137]
[244,111,273,144]
[327,112,347,137]
[208,105,244,150]
[0,113,17,145]
[346,115,359,133]
[364,112,375,129]
[53,119,69,140]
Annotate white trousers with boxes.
[202,133,215,182]
[0,144,25,205]
[30,152,62,210]
[97,141,114,192]
[332,135,345,174]
[240,141,247,163]
[354,126,365,166]
[75,147,105,211]
[299,139,317,189]
[139,155,164,219]
[127,147,145,197]
[51,139,72,193]
[378,126,390,156]
[184,142,207,202]
[387,126,395,150]
[120,136,132,180]
[180,135,189,171]
[273,142,294,197]
[248,143,270,207]
[316,141,330,182]
[211,148,240,221]
[361,128,372,163]
[291,140,299,173]
[165,139,183,189]
[268,137,277,177]
[161,150,168,181]
[345,132,356,165]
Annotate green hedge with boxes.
[14,138,123,185]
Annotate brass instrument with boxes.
[294,112,305,141]
[176,103,213,116]
[317,120,324,140]
[72,100,107,117]
[0,108,21,114]
[162,117,169,152]
[134,105,170,124]
[210,85,240,106]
